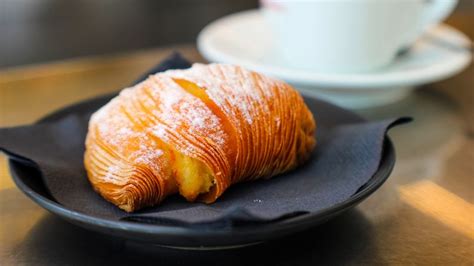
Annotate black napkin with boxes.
[0,53,409,226]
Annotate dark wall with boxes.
[0,0,258,68]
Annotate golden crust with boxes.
[84,63,316,212]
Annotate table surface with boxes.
[1,21,473,266]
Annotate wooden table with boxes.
[1,39,473,265]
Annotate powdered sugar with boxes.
[151,126,167,140]
[116,127,133,139]
[134,148,164,165]
[146,74,227,149]
[165,63,278,126]
[102,165,127,185]
[190,115,205,128]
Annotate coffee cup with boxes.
[261,0,458,73]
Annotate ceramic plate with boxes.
[9,95,395,250]
[197,10,472,108]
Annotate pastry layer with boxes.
[84,63,316,212]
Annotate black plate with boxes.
[9,94,395,249]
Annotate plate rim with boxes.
[197,9,472,89]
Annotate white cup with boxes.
[261,0,458,73]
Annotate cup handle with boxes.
[420,0,458,30]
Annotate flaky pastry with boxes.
[84,63,316,212]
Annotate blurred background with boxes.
[0,1,473,265]
[0,0,257,68]
[1,0,471,69]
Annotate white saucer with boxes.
[197,10,472,108]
